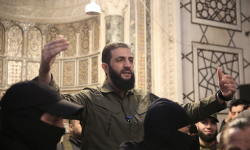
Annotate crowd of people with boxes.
[0,36,249,150]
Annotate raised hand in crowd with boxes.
[39,35,69,84]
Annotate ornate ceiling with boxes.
[0,0,94,23]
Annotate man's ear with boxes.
[102,63,109,74]
[69,124,73,132]
[195,123,198,128]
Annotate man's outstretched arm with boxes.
[180,67,236,124]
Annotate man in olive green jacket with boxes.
[37,37,236,150]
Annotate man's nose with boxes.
[124,59,131,68]
[207,123,212,128]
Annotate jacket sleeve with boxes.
[179,93,227,124]
[32,75,88,106]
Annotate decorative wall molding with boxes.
[192,0,242,31]
[193,43,244,101]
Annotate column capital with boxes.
[98,0,129,17]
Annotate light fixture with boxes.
[85,0,101,15]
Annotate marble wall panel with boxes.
[28,27,42,58]
[0,23,3,55]
[105,16,124,44]
[27,62,40,80]
[181,0,248,104]
[8,26,23,57]
[47,27,59,44]
[63,61,75,86]
[79,59,88,85]
[137,0,146,89]
[94,22,99,52]
[51,62,59,84]
[8,61,22,85]
[81,24,89,55]
[91,57,98,83]
[64,26,76,57]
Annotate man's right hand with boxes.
[38,35,69,84]
[225,111,232,123]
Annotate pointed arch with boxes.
[47,27,60,44]
[28,27,42,58]
[8,25,23,57]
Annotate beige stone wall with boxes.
[0,17,101,97]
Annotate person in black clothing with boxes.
[0,81,84,150]
[57,120,82,150]
[119,98,199,150]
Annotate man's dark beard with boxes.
[109,65,135,91]
[198,128,217,143]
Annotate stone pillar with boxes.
[76,33,80,56]
[89,30,93,53]
[151,0,183,103]
[23,31,28,57]
[100,0,129,44]
[105,16,124,44]
[4,31,7,55]
[42,35,46,49]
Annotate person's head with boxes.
[143,98,194,150]
[101,42,135,90]
[196,114,218,143]
[229,99,250,120]
[69,119,82,141]
[219,118,250,150]
[0,81,84,150]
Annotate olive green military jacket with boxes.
[47,78,226,150]
[200,141,219,150]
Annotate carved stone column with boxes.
[76,33,80,56]
[89,30,93,53]
[23,31,28,57]
[100,0,128,44]
[4,31,7,55]
[42,35,46,49]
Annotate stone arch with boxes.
[27,27,42,58]
[7,25,23,57]
[46,27,60,44]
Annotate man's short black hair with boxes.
[229,99,250,111]
[69,119,74,125]
[102,42,130,65]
